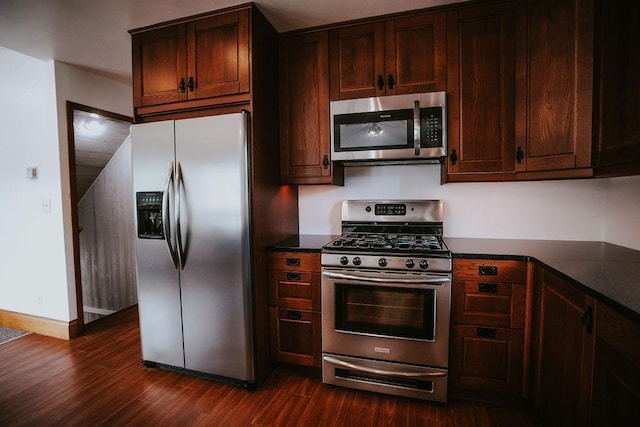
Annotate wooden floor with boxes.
[0,306,542,426]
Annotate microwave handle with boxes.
[413,100,421,156]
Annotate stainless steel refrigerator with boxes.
[131,113,255,386]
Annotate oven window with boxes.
[334,284,435,340]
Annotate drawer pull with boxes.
[478,283,498,293]
[479,265,498,276]
[286,258,301,266]
[477,328,497,338]
[286,310,302,320]
[286,272,301,281]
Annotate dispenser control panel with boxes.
[136,191,164,239]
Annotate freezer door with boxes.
[175,114,254,382]
[131,121,184,368]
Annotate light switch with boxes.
[27,167,38,180]
[41,199,51,213]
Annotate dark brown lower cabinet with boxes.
[532,265,595,426]
[591,303,640,426]
[450,325,524,396]
[267,251,322,367]
[269,308,321,366]
[450,259,528,402]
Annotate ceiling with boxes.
[0,0,465,85]
[73,110,131,201]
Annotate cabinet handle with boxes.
[323,155,329,169]
[478,283,498,293]
[516,146,524,164]
[387,74,395,89]
[286,272,301,281]
[179,78,186,93]
[479,265,498,276]
[187,76,194,92]
[582,306,593,334]
[477,328,497,338]
[286,310,302,320]
[286,258,300,266]
[377,75,385,90]
[450,149,458,165]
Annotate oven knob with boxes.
[340,256,349,265]
[378,257,388,267]
[419,259,429,269]
[353,256,362,266]
[406,259,415,268]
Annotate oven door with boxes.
[321,268,451,368]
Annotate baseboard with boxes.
[0,309,79,340]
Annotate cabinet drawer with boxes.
[268,252,321,272]
[268,270,321,311]
[450,324,524,396]
[452,281,526,329]
[453,259,526,283]
[269,307,321,367]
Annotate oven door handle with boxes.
[322,271,450,285]
[323,355,447,378]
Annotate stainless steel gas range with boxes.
[321,200,452,402]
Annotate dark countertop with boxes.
[267,235,640,322]
[446,237,640,323]
[268,234,339,252]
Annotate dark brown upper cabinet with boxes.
[593,1,640,177]
[131,9,250,119]
[279,31,343,185]
[514,0,594,179]
[329,12,446,101]
[444,2,517,182]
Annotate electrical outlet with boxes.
[37,296,43,308]
[41,199,51,213]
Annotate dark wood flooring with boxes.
[0,306,542,426]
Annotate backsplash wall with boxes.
[298,164,640,251]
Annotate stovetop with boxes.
[321,200,451,271]
[327,232,448,254]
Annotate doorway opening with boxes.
[66,102,134,333]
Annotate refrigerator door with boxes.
[131,121,185,368]
[175,114,254,381]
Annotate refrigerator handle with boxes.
[175,161,186,270]
[162,161,179,269]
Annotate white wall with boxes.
[0,49,132,322]
[53,61,132,320]
[299,164,640,251]
[603,175,640,250]
[0,48,70,319]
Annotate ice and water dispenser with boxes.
[136,191,164,239]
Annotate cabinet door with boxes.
[132,25,188,107]
[330,23,385,100]
[594,2,640,176]
[445,3,516,179]
[533,267,595,426]
[269,308,322,367]
[279,32,342,185]
[186,10,250,100]
[592,303,640,426]
[450,325,524,395]
[385,12,446,96]
[515,0,594,173]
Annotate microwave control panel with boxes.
[420,107,443,148]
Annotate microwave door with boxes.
[334,109,414,160]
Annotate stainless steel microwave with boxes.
[330,91,447,163]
